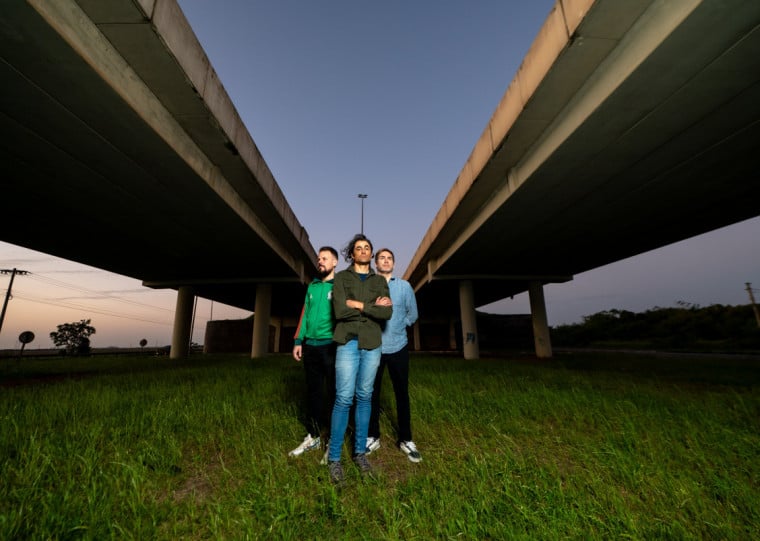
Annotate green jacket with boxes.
[293,279,335,345]
[332,267,392,349]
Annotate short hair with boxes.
[318,246,338,259]
[374,248,394,262]
[341,234,373,263]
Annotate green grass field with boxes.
[1,352,758,539]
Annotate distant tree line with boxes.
[551,303,760,351]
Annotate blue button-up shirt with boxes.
[381,277,418,354]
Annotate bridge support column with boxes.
[170,286,195,359]
[459,280,480,360]
[528,281,553,359]
[413,322,421,351]
[251,283,272,358]
[271,316,282,353]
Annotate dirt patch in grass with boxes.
[173,472,215,503]
[164,453,241,504]
[365,446,424,485]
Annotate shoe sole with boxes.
[400,444,422,463]
[288,443,320,457]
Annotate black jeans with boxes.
[302,343,336,437]
[369,345,412,442]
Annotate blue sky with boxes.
[1,1,759,349]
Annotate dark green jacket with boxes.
[293,279,335,346]
[332,267,392,349]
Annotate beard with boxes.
[317,266,329,278]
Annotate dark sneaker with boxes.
[365,436,380,454]
[328,461,344,485]
[352,453,372,475]
[399,441,422,463]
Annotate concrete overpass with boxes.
[1,0,317,357]
[3,0,759,360]
[405,0,760,358]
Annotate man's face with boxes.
[317,251,337,277]
[352,240,373,265]
[375,250,394,274]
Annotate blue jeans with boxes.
[328,339,381,462]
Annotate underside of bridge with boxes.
[407,0,760,318]
[2,0,759,359]
[1,0,316,318]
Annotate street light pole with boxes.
[358,193,368,234]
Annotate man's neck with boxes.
[378,271,392,283]
[321,271,335,282]
[353,262,371,274]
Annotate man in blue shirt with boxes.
[366,248,422,462]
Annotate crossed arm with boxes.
[345,296,392,312]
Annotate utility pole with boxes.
[746,282,760,329]
[1,268,30,338]
[358,193,368,234]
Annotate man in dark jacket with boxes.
[326,234,392,484]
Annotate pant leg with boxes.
[302,345,323,436]
[329,340,359,462]
[386,346,412,442]
[323,342,336,433]
[368,354,388,438]
[353,346,382,455]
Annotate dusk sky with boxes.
[1,0,758,350]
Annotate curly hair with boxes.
[341,234,373,263]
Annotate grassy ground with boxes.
[1,352,758,539]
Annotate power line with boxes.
[26,273,174,314]
[11,293,176,326]
[2,268,226,346]
[24,272,228,326]
[2,273,170,341]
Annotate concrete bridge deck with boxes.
[2,0,758,358]
[405,0,760,357]
[1,0,318,355]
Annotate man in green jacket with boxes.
[289,246,339,458]
[326,234,392,484]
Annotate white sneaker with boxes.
[365,436,380,454]
[288,434,320,457]
[399,441,422,463]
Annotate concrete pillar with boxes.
[251,283,272,358]
[528,281,553,359]
[413,321,421,351]
[459,280,480,360]
[170,286,195,359]
[272,316,281,353]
